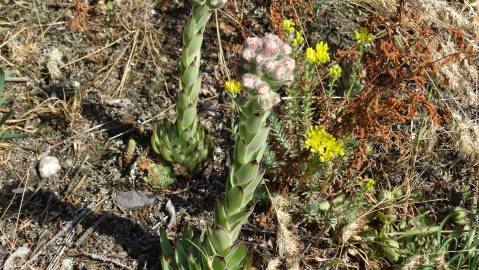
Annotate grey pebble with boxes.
[114,190,156,210]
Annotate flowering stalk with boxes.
[160,34,295,270]
[151,0,227,170]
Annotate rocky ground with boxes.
[0,0,478,270]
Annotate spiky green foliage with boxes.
[160,33,295,270]
[0,68,26,142]
[151,0,227,170]
[268,112,293,156]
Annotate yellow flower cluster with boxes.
[329,63,342,79]
[354,28,374,45]
[292,30,304,47]
[282,19,304,48]
[363,178,375,193]
[224,80,242,95]
[304,125,345,161]
[305,41,330,64]
[282,19,295,35]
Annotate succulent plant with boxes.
[151,0,226,170]
[145,163,176,189]
[160,34,295,270]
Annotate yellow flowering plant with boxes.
[282,19,295,35]
[325,63,342,98]
[343,28,374,98]
[292,30,304,48]
[305,41,330,65]
[224,79,242,96]
[282,18,305,53]
[304,125,345,162]
[354,27,374,46]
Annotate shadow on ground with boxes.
[0,187,161,270]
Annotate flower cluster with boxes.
[242,73,281,111]
[282,18,304,48]
[304,125,344,161]
[241,34,296,111]
[224,79,242,95]
[329,63,342,79]
[305,41,330,64]
[363,178,375,193]
[354,27,374,45]
[282,19,295,35]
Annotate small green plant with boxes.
[159,33,295,270]
[0,68,25,142]
[151,0,228,171]
[145,163,176,189]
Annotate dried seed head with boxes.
[242,73,257,89]
[245,37,262,51]
[242,48,255,62]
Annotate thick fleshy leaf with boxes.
[211,256,226,270]
[182,64,199,89]
[234,139,249,165]
[175,241,189,269]
[184,18,197,43]
[244,113,263,134]
[225,244,248,269]
[233,162,258,187]
[243,172,264,197]
[246,127,269,155]
[161,256,172,270]
[225,187,244,214]
[208,227,232,256]
[160,231,174,257]
[227,209,252,229]
[187,33,203,57]
[181,105,197,129]
[214,201,228,227]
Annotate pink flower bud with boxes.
[245,37,262,51]
[281,43,292,55]
[259,95,273,111]
[271,65,286,81]
[284,57,296,71]
[242,48,255,62]
[262,37,280,57]
[242,73,257,89]
[255,82,270,95]
[255,54,267,66]
[264,60,276,73]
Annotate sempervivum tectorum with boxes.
[151,0,229,171]
[200,34,296,267]
[158,33,295,270]
[240,34,295,110]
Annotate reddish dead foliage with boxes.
[326,12,444,170]
[269,0,313,40]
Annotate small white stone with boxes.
[39,156,61,178]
